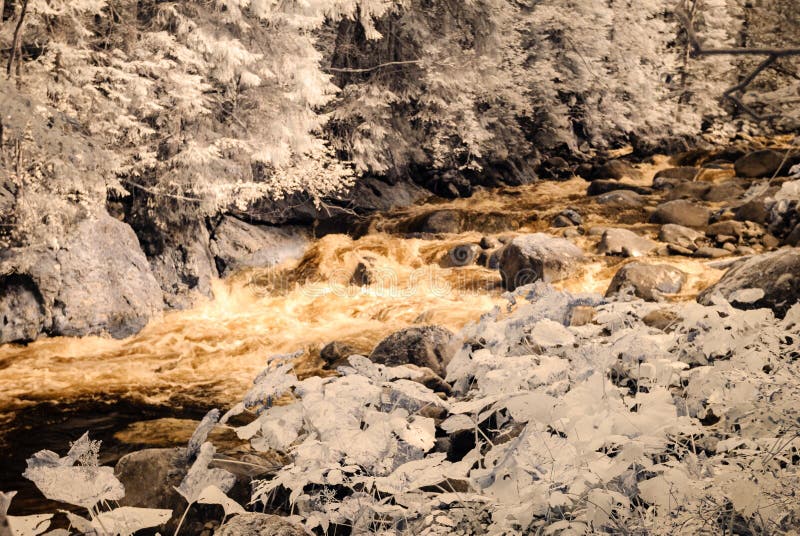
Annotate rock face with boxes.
[606,262,687,301]
[216,513,305,536]
[369,325,454,376]
[149,223,218,309]
[697,248,800,318]
[210,216,309,276]
[0,213,163,343]
[650,200,710,228]
[498,233,584,290]
[597,228,657,257]
[0,275,44,342]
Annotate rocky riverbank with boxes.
[2,144,800,533]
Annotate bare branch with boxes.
[324,60,421,74]
[675,3,800,122]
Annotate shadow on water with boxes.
[0,397,210,516]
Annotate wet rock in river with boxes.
[650,199,710,228]
[0,212,163,343]
[697,248,800,318]
[583,159,641,181]
[587,180,651,196]
[498,233,585,290]
[703,181,745,203]
[0,274,44,343]
[734,149,796,178]
[706,220,763,244]
[605,262,687,301]
[320,341,358,366]
[659,224,705,252]
[210,216,309,277]
[595,190,646,208]
[369,325,455,377]
[597,228,657,257]
[551,208,582,228]
[654,167,700,181]
[693,246,731,259]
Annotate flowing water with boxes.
[0,156,729,512]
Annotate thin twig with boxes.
[324,60,421,74]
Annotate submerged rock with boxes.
[587,180,651,196]
[605,262,687,301]
[369,325,455,376]
[595,189,646,208]
[0,213,163,343]
[597,228,657,257]
[498,233,584,290]
[698,248,800,318]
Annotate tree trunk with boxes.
[6,0,29,79]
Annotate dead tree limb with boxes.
[676,3,800,122]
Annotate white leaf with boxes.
[91,507,172,535]
[197,485,245,517]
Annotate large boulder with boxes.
[649,199,710,228]
[369,325,455,377]
[606,262,687,301]
[697,248,800,318]
[149,222,218,309]
[0,213,163,342]
[597,228,657,257]
[210,216,309,276]
[216,513,305,536]
[115,447,188,515]
[734,150,796,178]
[498,234,584,290]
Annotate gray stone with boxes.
[706,220,763,242]
[498,234,585,290]
[369,325,455,377]
[650,200,710,228]
[734,150,789,178]
[0,275,44,342]
[659,224,705,251]
[210,216,309,276]
[693,247,731,259]
[320,341,358,366]
[417,210,462,234]
[443,244,480,267]
[587,180,651,196]
[605,262,687,301]
[597,228,657,257]
[149,223,218,309]
[115,447,187,514]
[703,181,745,203]
[697,248,800,318]
[654,167,700,181]
[216,513,305,536]
[595,190,646,207]
[0,213,163,342]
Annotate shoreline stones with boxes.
[369,325,455,377]
[698,248,800,318]
[605,262,687,301]
[498,233,585,290]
